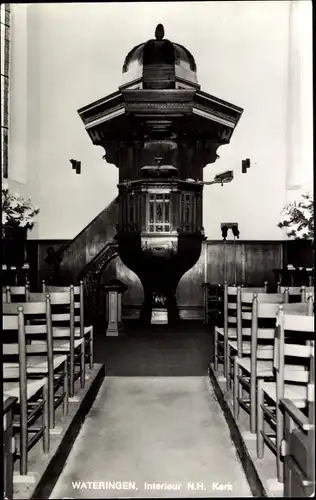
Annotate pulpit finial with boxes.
[155,24,165,40]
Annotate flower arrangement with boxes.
[278,192,314,241]
[2,184,39,238]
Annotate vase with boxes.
[2,226,27,267]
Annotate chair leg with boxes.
[42,380,50,454]
[233,356,239,420]
[224,335,228,380]
[276,404,284,483]
[63,360,69,415]
[89,329,93,369]
[257,379,264,459]
[20,404,28,476]
[69,348,75,398]
[226,346,231,390]
[214,330,218,371]
[48,372,55,430]
[80,342,85,389]
[250,376,257,434]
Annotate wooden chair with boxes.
[233,296,286,433]
[2,310,50,476]
[29,288,85,398]
[227,290,285,392]
[281,345,315,497]
[214,283,268,381]
[42,281,94,370]
[257,309,314,483]
[3,297,68,431]
[214,283,238,376]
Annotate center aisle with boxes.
[51,376,252,498]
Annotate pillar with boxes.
[105,290,124,336]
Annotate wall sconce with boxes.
[200,170,234,187]
[232,224,240,239]
[69,159,81,174]
[221,225,228,240]
[242,158,251,173]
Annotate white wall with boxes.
[7,2,312,240]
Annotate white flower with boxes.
[24,208,33,218]
[296,227,309,238]
[290,222,300,232]
[303,210,312,221]
[10,199,18,209]
[281,213,291,222]
[1,186,39,228]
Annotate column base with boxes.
[151,308,168,324]
[106,322,124,336]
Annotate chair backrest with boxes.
[3,300,47,316]
[277,285,314,303]
[30,290,71,306]
[42,280,82,296]
[30,287,82,337]
[301,287,315,303]
[281,296,313,316]
[5,283,30,302]
[223,283,238,334]
[277,285,302,295]
[240,287,267,294]
[3,313,20,331]
[3,306,27,404]
[41,282,84,332]
[3,297,54,389]
[240,280,268,292]
[307,344,315,468]
[274,307,314,385]
[3,296,52,338]
[235,292,282,357]
[240,291,284,305]
[2,286,10,303]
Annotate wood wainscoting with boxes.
[205,240,284,286]
[28,238,312,320]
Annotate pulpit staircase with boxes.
[48,197,120,325]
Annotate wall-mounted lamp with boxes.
[232,224,240,239]
[70,159,81,174]
[195,170,234,187]
[221,225,228,240]
[242,158,251,174]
